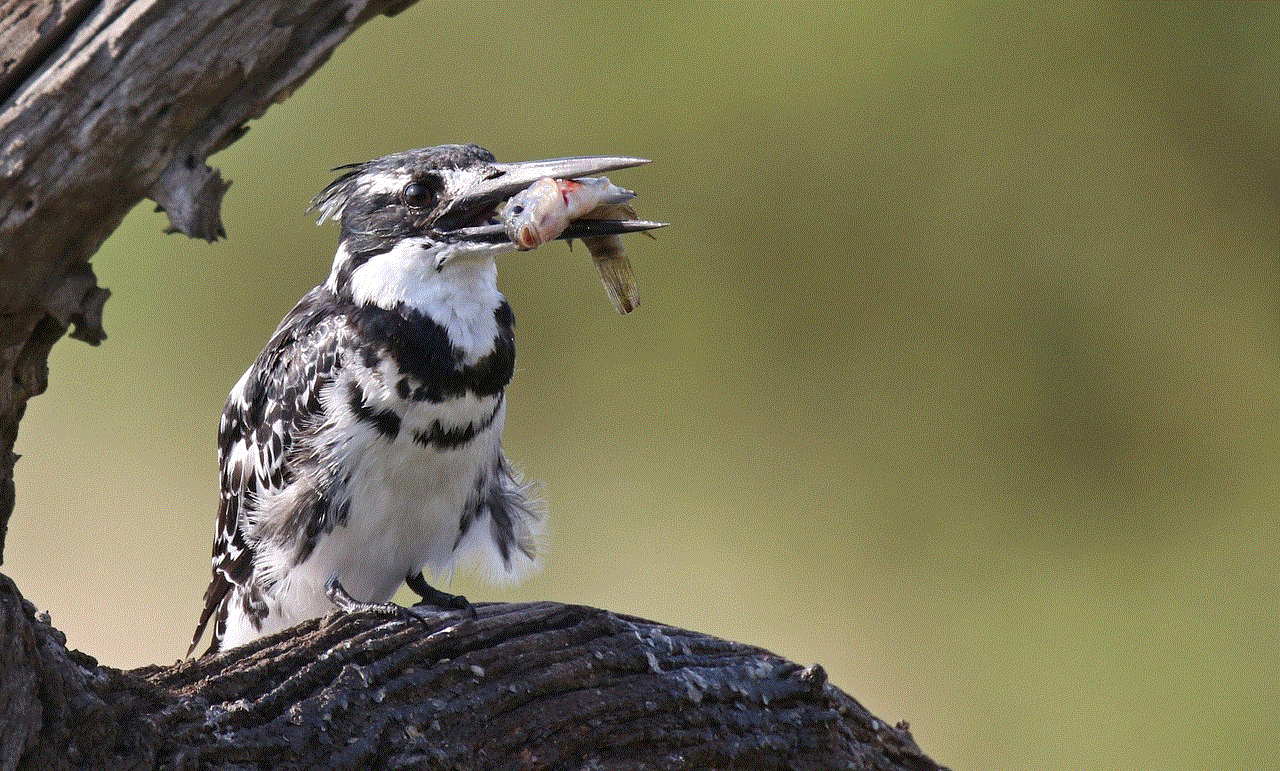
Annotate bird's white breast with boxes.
[226,250,519,645]
[258,365,506,631]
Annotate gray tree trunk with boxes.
[0,3,948,768]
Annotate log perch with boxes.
[3,574,943,769]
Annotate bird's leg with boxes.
[324,574,447,632]
[406,572,477,619]
[324,575,414,620]
[323,574,474,629]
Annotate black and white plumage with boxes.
[190,144,658,655]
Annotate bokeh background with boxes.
[7,3,1278,769]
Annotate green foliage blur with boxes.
[9,3,1278,769]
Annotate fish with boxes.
[574,200,643,314]
[501,176,648,314]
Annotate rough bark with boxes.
[0,2,949,769]
[0,0,414,559]
[3,573,943,770]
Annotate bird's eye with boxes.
[402,181,436,208]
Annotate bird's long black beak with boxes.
[433,155,666,244]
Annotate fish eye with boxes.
[402,180,437,208]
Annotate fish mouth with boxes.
[432,155,667,245]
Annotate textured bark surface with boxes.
[2,573,944,770]
[0,2,949,769]
[0,0,414,559]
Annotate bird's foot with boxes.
[407,572,478,620]
[322,575,446,633]
[323,575,475,632]
[324,575,412,619]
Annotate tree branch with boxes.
[3,573,943,769]
[0,0,414,559]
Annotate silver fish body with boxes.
[500,176,644,313]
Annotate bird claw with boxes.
[323,575,436,630]
[324,575,402,616]
[406,572,478,620]
[323,575,477,632]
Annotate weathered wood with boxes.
[0,0,414,559]
[0,3,949,768]
[2,573,943,770]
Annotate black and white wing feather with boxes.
[189,288,342,655]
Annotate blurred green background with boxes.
[7,2,1278,769]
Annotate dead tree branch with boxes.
[0,0,414,557]
[3,573,943,770]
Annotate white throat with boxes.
[329,240,506,363]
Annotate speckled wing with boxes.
[189,288,340,655]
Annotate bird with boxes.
[189,144,660,655]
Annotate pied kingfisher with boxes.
[190,144,657,655]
